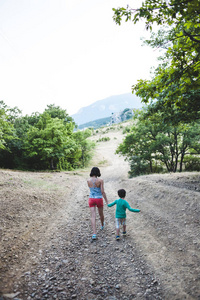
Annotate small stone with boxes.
[137,293,143,297]
[24,271,31,276]
[62,259,68,264]
[152,280,158,286]
[50,276,57,281]
[115,284,121,289]
[3,292,20,298]
[90,279,95,285]
[42,290,48,295]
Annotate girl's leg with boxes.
[97,206,104,226]
[90,206,96,234]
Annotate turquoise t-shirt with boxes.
[108,198,140,218]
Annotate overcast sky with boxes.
[0,0,159,116]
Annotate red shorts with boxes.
[88,198,103,208]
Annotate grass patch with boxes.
[23,178,59,191]
[98,159,108,166]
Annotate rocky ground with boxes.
[0,125,200,300]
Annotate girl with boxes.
[87,167,108,240]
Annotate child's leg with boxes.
[115,218,120,237]
[116,227,120,236]
[90,206,96,234]
[122,218,126,234]
[97,206,104,226]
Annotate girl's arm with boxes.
[87,179,90,187]
[100,180,108,204]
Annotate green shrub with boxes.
[96,137,110,142]
[123,126,131,134]
[128,156,164,177]
[184,156,200,171]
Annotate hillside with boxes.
[77,109,133,130]
[0,123,200,299]
[77,116,111,130]
[71,93,142,125]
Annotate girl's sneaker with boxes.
[116,235,120,240]
[92,234,97,240]
[122,231,126,236]
[101,222,105,230]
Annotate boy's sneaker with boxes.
[116,235,120,240]
[122,231,126,236]
[101,222,105,230]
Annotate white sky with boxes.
[0,0,159,116]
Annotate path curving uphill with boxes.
[0,125,199,299]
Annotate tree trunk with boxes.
[179,147,187,172]
[50,158,54,170]
[149,159,153,173]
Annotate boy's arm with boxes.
[126,202,140,212]
[107,200,117,207]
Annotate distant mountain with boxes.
[71,93,142,125]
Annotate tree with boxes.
[133,26,200,121]
[113,1,200,36]
[0,101,15,150]
[0,111,44,169]
[0,102,96,170]
[73,129,95,168]
[23,113,75,170]
[116,109,200,176]
[44,104,75,124]
[113,0,200,122]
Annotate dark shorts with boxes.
[88,198,103,208]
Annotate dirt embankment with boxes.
[0,125,200,300]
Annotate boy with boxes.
[107,189,140,240]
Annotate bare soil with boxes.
[0,125,200,300]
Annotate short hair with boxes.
[90,167,101,177]
[118,189,126,198]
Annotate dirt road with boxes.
[0,125,200,299]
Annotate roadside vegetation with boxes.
[0,102,95,171]
[117,109,200,177]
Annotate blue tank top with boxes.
[89,178,103,198]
